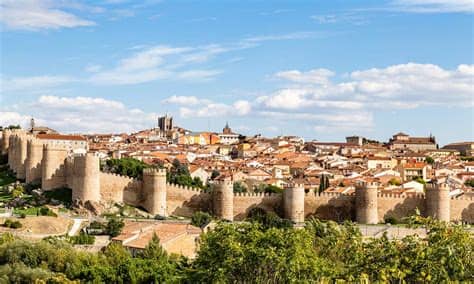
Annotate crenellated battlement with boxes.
[2,127,472,223]
[143,168,167,176]
[234,192,279,197]
[167,183,203,193]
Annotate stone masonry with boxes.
[1,129,473,223]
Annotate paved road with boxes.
[68,218,86,236]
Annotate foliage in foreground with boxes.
[191,211,212,228]
[0,217,472,283]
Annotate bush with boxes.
[384,216,399,224]
[191,211,212,228]
[154,215,166,220]
[106,217,125,237]
[39,207,57,217]
[233,181,247,193]
[247,207,292,229]
[105,158,150,179]
[69,232,95,245]
[3,219,22,229]
[43,187,72,207]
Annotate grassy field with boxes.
[13,207,41,216]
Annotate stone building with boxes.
[389,132,437,152]
[2,129,473,224]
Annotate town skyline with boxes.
[1,0,473,146]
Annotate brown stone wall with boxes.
[41,145,68,190]
[377,194,425,222]
[166,184,211,217]
[233,192,282,220]
[305,192,355,222]
[99,172,141,205]
[451,196,474,223]
[25,138,43,183]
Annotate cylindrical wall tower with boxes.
[143,168,167,216]
[41,144,68,190]
[355,181,379,224]
[72,154,100,203]
[1,129,11,155]
[425,182,450,222]
[7,135,16,172]
[16,135,28,180]
[25,138,44,183]
[213,180,234,221]
[283,183,305,223]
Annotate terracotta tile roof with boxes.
[37,133,87,141]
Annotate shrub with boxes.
[69,232,95,245]
[191,211,212,228]
[39,207,57,217]
[233,181,247,193]
[247,207,292,229]
[384,216,399,224]
[154,215,166,220]
[106,217,125,237]
[3,219,22,229]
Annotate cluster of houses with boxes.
[84,118,474,197]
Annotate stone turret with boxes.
[143,168,167,216]
[25,138,44,183]
[355,181,379,224]
[213,180,234,221]
[15,134,28,179]
[72,153,100,203]
[1,129,12,155]
[283,183,305,223]
[425,182,450,222]
[8,135,17,173]
[41,144,68,190]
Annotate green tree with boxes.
[232,181,247,193]
[105,158,150,179]
[464,179,474,187]
[106,217,124,237]
[210,170,220,180]
[319,174,330,193]
[191,211,212,228]
[425,156,435,164]
[167,159,206,189]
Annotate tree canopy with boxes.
[0,216,472,283]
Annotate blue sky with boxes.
[0,0,473,145]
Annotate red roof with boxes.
[37,134,87,141]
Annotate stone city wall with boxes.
[2,129,473,224]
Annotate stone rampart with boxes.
[99,172,141,205]
[166,183,211,217]
[233,192,282,220]
[2,128,473,223]
[305,192,355,222]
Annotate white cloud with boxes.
[311,13,368,25]
[0,95,157,133]
[390,0,474,13]
[179,100,252,118]
[267,63,474,109]
[243,31,326,43]
[274,69,334,84]
[0,112,31,128]
[162,95,211,105]
[89,45,226,85]
[1,75,75,92]
[176,70,222,81]
[0,0,95,30]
